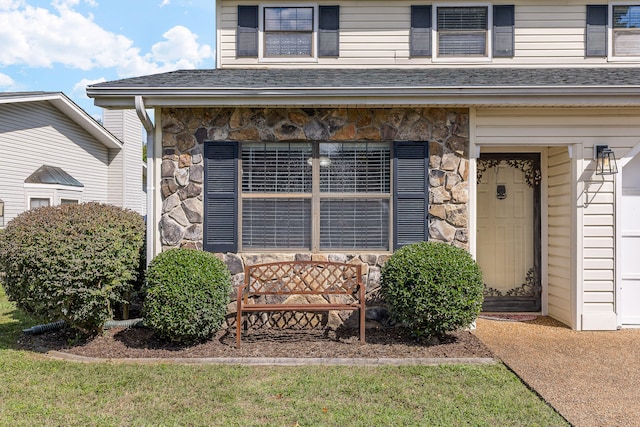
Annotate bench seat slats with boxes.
[240,303,362,312]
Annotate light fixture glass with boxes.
[307,156,332,167]
[594,144,619,175]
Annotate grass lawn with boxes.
[0,287,568,426]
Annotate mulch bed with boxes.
[19,324,494,360]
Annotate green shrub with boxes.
[143,248,232,345]
[0,203,145,335]
[380,241,484,339]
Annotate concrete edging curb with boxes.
[43,350,497,366]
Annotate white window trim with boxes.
[432,2,493,63]
[258,4,319,63]
[608,2,640,62]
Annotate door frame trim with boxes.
[616,141,640,328]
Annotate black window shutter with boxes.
[319,6,340,57]
[410,5,431,57]
[394,142,429,250]
[204,142,238,253]
[586,5,607,57]
[237,5,258,57]
[493,5,515,57]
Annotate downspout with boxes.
[135,96,155,266]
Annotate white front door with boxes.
[477,154,541,312]
[620,155,640,326]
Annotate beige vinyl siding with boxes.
[475,107,640,329]
[547,146,572,325]
[218,0,630,68]
[0,101,111,224]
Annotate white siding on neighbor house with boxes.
[106,146,124,207]
[547,146,572,326]
[475,107,640,330]
[218,0,624,68]
[103,110,145,215]
[0,101,111,225]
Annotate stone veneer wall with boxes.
[160,107,470,304]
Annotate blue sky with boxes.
[0,0,216,118]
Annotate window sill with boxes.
[259,57,319,64]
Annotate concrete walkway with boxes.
[473,317,640,427]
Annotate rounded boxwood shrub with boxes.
[380,241,484,339]
[0,203,145,335]
[143,248,232,345]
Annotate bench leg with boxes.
[360,306,366,344]
[236,301,242,348]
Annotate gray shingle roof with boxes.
[89,68,640,89]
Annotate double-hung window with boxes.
[436,5,490,58]
[204,140,429,253]
[411,5,514,60]
[237,5,340,60]
[263,7,314,57]
[241,142,391,251]
[611,4,640,57]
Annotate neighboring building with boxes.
[0,92,145,227]
[88,1,640,330]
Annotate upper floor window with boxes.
[237,5,339,60]
[437,6,489,57]
[411,5,514,60]
[612,4,640,57]
[264,7,313,57]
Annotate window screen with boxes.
[613,5,640,56]
[437,6,488,56]
[264,7,314,56]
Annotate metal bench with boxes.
[236,261,365,348]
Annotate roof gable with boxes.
[0,92,122,150]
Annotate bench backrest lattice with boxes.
[236,260,366,348]
[244,261,361,296]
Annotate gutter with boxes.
[135,96,155,267]
[87,85,640,109]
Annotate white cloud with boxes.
[0,72,15,88]
[0,0,24,11]
[73,77,106,98]
[159,0,170,6]
[150,26,212,66]
[0,2,213,78]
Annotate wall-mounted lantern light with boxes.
[0,199,4,228]
[594,144,618,175]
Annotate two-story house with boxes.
[88,1,640,331]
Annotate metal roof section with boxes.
[87,68,640,108]
[24,165,84,187]
[0,91,123,149]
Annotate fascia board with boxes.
[88,86,640,109]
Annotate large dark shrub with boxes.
[381,241,484,339]
[143,248,232,345]
[0,203,145,335]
